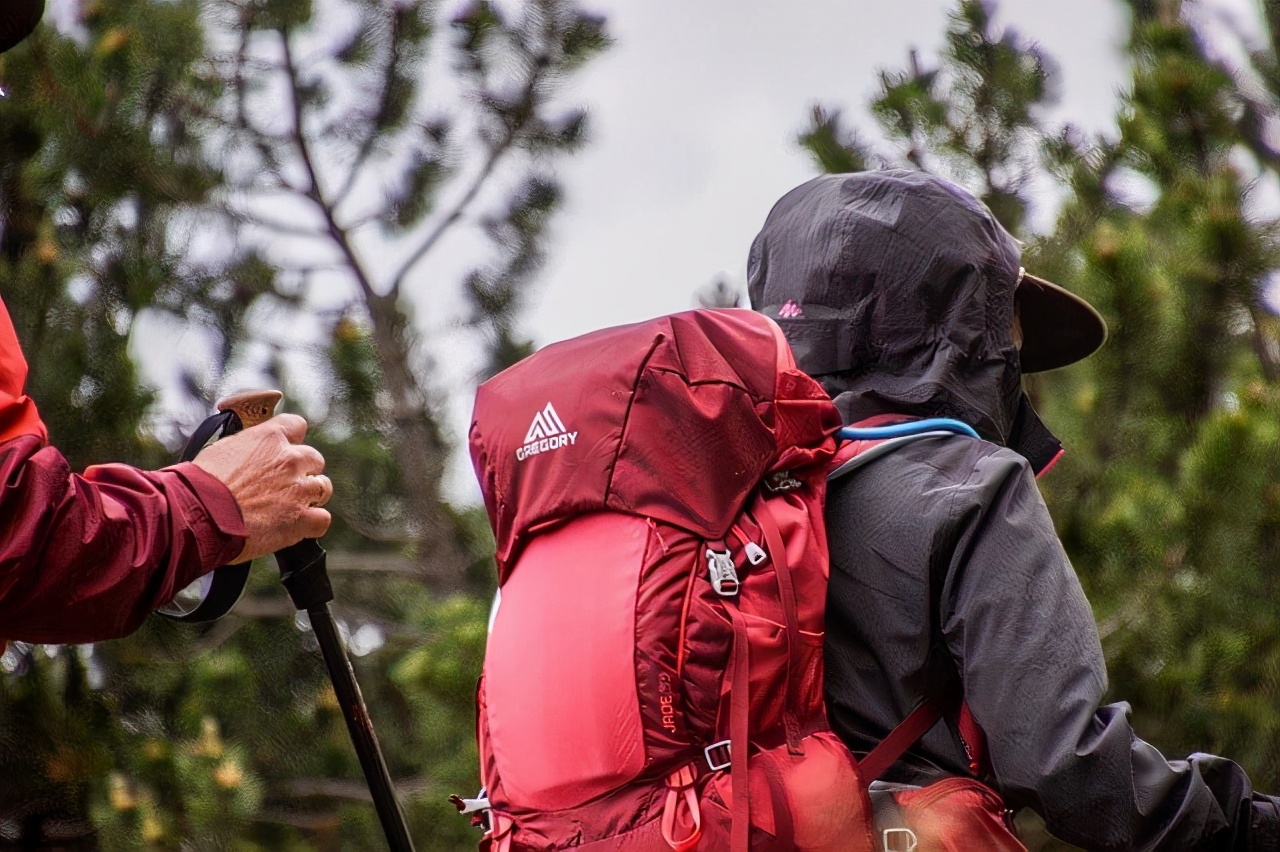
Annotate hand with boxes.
[192,414,333,563]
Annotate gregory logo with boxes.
[516,403,578,461]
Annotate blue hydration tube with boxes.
[839,418,980,442]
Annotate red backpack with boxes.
[464,309,1023,852]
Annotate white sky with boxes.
[110,0,1268,504]
[530,0,1130,345]
[447,0,1138,501]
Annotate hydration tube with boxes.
[830,418,980,481]
[839,417,980,442]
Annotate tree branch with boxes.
[386,138,508,295]
[279,28,380,305]
[225,207,329,238]
[333,7,406,208]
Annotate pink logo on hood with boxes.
[778,300,803,318]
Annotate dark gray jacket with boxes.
[824,426,1280,851]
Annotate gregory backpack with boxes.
[463,308,1024,852]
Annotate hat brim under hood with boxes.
[1017,271,1107,373]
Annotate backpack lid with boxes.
[469,309,840,579]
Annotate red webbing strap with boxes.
[856,697,945,788]
[728,605,752,852]
[755,502,803,752]
[760,758,797,852]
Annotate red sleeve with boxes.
[0,296,248,643]
[0,294,47,445]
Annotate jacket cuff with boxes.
[166,462,248,567]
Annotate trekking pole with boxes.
[273,537,417,852]
[158,391,416,852]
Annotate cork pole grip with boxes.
[216,390,283,427]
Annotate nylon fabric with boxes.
[468,309,866,850]
[0,435,246,643]
[470,309,830,577]
[0,295,46,444]
[747,170,1063,476]
[467,308,1023,851]
[484,512,648,810]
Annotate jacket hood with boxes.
[748,170,1063,475]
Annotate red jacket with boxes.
[0,296,246,644]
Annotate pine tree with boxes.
[210,0,608,589]
[0,2,256,845]
[0,1,608,848]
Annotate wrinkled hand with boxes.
[192,414,333,563]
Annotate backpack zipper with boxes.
[675,551,699,679]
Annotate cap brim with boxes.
[1017,273,1108,373]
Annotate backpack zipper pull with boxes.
[705,547,739,596]
[730,523,769,567]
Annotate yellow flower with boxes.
[194,717,224,759]
[96,27,131,56]
[212,759,243,790]
[107,773,137,811]
[141,814,164,843]
[34,237,57,266]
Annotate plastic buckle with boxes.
[704,740,731,772]
[706,550,739,596]
[883,827,918,852]
[450,789,492,832]
[744,541,767,566]
[765,470,802,492]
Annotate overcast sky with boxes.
[106,0,1262,502]
[443,0,1145,500]
[529,0,1130,345]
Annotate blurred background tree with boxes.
[799,0,1280,844]
[0,0,606,848]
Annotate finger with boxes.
[308,474,334,507]
[296,507,332,540]
[294,444,326,476]
[269,413,309,444]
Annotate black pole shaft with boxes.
[309,604,416,852]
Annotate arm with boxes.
[0,295,250,642]
[0,294,334,644]
[0,434,247,643]
[942,446,1280,851]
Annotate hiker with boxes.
[0,294,333,644]
[747,168,1280,850]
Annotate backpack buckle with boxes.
[704,740,732,771]
[449,789,492,832]
[883,827,918,852]
[765,470,802,492]
[705,550,739,596]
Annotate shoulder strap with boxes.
[856,697,945,787]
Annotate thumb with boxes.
[264,413,309,444]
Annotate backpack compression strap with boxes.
[828,417,991,785]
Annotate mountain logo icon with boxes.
[516,403,578,462]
